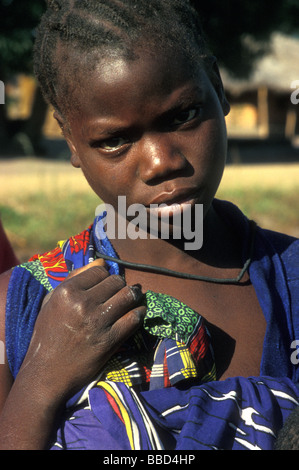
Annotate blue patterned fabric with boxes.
[5,199,299,450]
[51,377,299,450]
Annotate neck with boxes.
[109,204,243,273]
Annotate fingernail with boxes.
[130,284,143,301]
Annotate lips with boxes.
[147,187,200,206]
[146,188,201,217]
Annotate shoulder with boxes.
[256,226,299,281]
[214,198,299,279]
[258,225,299,251]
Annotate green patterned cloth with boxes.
[143,290,200,343]
[101,290,215,389]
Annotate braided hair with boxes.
[34,0,211,117]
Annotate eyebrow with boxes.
[86,84,204,138]
[157,86,204,118]
[86,123,132,140]
[169,85,204,107]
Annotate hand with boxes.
[18,259,146,405]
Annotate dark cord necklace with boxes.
[96,220,257,285]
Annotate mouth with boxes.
[146,188,201,217]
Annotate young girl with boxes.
[0,0,298,450]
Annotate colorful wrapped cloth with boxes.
[99,291,215,391]
[5,200,299,450]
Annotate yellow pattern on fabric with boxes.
[179,343,197,379]
[105,358,134,387]
[201,362,217,383]
[97,381,136,449]
[57,240,67,248]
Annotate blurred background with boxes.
[0,0,299,262]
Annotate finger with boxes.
[77,273,127,306]
[87,306,147,376]
[108,305,147,344]
[97,284,144,324]
[64,262,110,291]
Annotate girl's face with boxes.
[62,47,229,220]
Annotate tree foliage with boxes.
[192,0,299,77]
[1,0,299,79]
[0,0,46,78]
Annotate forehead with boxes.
[61,45,209,120]
[96,48,199,94]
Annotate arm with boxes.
[0,270,14,412]
[0,262,146,450]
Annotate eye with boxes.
[98,136,129,151]
[171,107,200,126]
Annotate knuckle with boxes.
[55,283,86,314]
[55,283,73,304]
[72,297,88,319]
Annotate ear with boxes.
[53,110,81,168]
[205,57,230,116]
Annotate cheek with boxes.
[78,156,133,207]
[205,124,226,188]
[192,116,227,174]
[82,166,116,202]
[191,117,227,205]
[209,118,227,169]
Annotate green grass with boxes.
[217,187,299,227]
[0,191,100,261]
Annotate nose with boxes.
[136,133,187,183]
